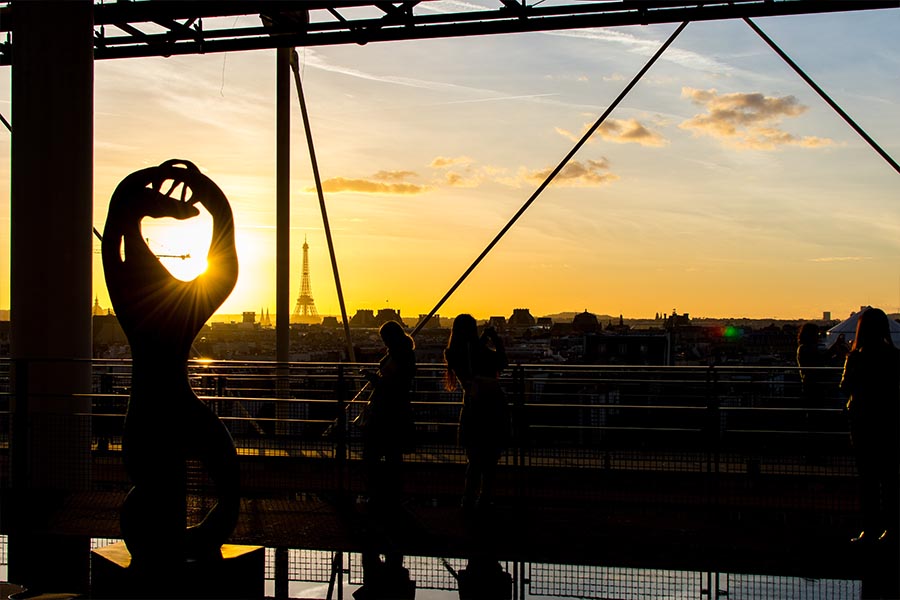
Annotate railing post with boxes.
[512,363,526,499]
[275,363,291,438]
[274,546,289,599]
[336,362,347,498]
[705,365,721,492]
[97,370,114,453]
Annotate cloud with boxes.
[556,118,668,147]
[521,158,619,187]
[314,154,615,193]
[544,29,733,75]
[679,87,835,150]
[429,156,484,186]
[809,256,872,263]
[430,156,474,168]
[312,177,429,195]
[443,171,483,188]
[373,170,418,181]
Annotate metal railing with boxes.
[0,359,856,513]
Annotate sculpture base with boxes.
[90,541,264,599]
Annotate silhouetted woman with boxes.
[798,323,825,400]
[840,307,900,545]
[444,314,510,510]
[360,320,416,506]
[797,323,826,433]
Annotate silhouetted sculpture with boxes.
[444,314,510,511]
[360,320,416,507]
[102,159,240,568]
[839,308,900,548]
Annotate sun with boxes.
[140,206,213,281]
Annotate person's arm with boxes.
[839,353,856,396]
[485,327,508,372]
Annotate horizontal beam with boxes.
[0,0,897,65]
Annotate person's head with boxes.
[444,313,478,391]
[853,307,894,351]
[798,323,819,346]
[379,320,414,354]
[447,313,479,348]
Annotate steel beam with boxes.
[1,1,897,64]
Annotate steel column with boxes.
[9,1,94,591]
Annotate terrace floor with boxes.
[5,464,898,599]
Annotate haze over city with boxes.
[1,4,898,320]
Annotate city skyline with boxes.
[1,5,899,320]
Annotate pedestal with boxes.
[90,542,265,599]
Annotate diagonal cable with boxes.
[412,20,689,336]
[289,48,357,362]
[745,17,899,175]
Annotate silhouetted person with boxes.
[102,159,240,569]
[832,333,852,366]
[797,323,828,437]
[353,550,415,600]
[839,308,900,548]
[444,314,510,511]
[798,323,826,400]
[456,556,512,600]
[360,320,416,507]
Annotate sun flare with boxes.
[140,207,213,282]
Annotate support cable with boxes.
[745,17,900,175]
[0,112,10,132]
[411,20,689,336]
[289,48,357,362]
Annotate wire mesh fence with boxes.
[0,359,860,515]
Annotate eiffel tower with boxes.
[292,236,319,324]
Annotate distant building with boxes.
[242,311,256,324]
[0,320,9,356]
[606,314,630,334]
[321,316,340,328]
[508,308,535,328]
[572,310,599,333]
[375,308,405,328]
[415,314,442,330]
[536,317,553,328]
[93,313,128,358]
[350,309,377,328]
[823,311,831,321]
[583,332,668,366]
[488,316,507,332]
[664,310,691,329]
[488,316,506,332]
[92,295,109,317]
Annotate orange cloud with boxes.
[373,170,418,181]
[443,171,482,188]
[430,155,473,168]
[556,117,667,147]
[679,87,834,150]
[313,177,428,194]
[522,158,619,187]
[810,256,872,263]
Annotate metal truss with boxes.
[0,0,897,65]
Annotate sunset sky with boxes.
[1,3,898,321]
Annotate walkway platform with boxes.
[9,487,896,584]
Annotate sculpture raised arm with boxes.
[103,159,238,363]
